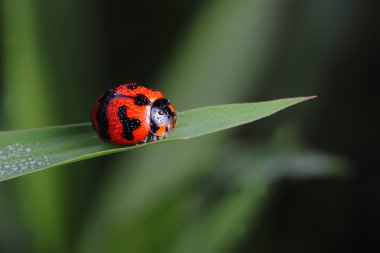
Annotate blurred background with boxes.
[1,0,379,252]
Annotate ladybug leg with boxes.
[139,136,148,144]
[157,135,166,141]
[151,134,167,142]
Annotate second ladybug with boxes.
[91,83,177,145]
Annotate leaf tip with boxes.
[305,95,318,100]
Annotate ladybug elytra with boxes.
[91,83,177,145]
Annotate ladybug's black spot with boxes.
[134,94,150,106]
[127,84,139,90]
[150,121,159,134]
[96,90,116,140]
[117,105,141,141]
[153,98,173,114]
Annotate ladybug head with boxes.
[150,98,177,137]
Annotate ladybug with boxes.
[91,83,177,145]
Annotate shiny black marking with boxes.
[150,121,159,134]
[134,94,151,106]
[127,84,139,90]
[96,90,116,140]
[117,105,141,141]
[153,99,174,115]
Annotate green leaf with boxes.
[0,97,314,182]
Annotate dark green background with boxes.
[1,0,379,252]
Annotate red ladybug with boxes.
[91,83,177,145]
